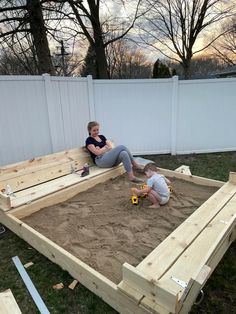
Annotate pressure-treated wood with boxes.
[0,289,22,314]
[118,182,236,313]
[0,147,125,212]
[0,148,235,314]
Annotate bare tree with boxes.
[167,55,225,78]
[106,39,151,78]
[65,0,143,78]
[0,0,55,74]
[140,0,235,79]
[212,17,236,65]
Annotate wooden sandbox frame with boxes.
[0,148,235,314]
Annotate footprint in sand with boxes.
[70,242,91,260]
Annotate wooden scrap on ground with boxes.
[53,283,64,290]
[0,289,22,314]
[68,279,78,290]
[24,261,34,269]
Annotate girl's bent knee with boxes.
[116,144,127,150]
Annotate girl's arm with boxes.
[87,144,110,156]
[106,139,114,149]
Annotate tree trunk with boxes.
[89,2,109,79]
[94,39,109,79]
[182,59,192,80]
[26,0,55,75]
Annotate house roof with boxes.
[211,65,236,78]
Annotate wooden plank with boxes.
[156,195,236,312]
[0,157,90,193]
[118,282,170,313]
[9,165,125,219]
[10,166,124,209]
[137,182,236,279]
[178,265,211,314]
[117,281,144,304]
[0,289,22,314]
[0,193,11,211]
[0,211,152,314]
[158,167,224,187]
[118,263,178,313]
[0,147,88,174]
[175,165,192,176]
[140,297,170,314]
[229,171,236,184]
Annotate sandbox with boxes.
[0,148,235,314]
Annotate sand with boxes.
[23,174,218,284]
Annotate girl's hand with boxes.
[104,145,111,152]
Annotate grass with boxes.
[0,151,236,313]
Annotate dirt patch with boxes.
[22,174,218,284]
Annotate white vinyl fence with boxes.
[0,74,236,166]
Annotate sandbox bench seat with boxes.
[0,148,124,212]
[118,172,236,313]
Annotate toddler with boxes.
[132,163,171,208]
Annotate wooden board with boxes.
[0,211,151,314]
[118,183,236,313]
[0,148,90,192]
[0,152,235,314]
[0,289,22,314]
[136,181,235,278]
[8,165,125,219]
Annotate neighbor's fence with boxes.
[0,74,236,166]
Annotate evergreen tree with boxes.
[152,59,171,78]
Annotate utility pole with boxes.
[55,40,69,76]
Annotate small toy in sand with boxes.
[130,184,148,205]
[168,185,174,193]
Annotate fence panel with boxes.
[0,76,52,166]
[0,75,236,167]
[93,79,173,155]
[50,77,90,151]
[176,78,236,154]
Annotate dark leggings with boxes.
[95,145,134,172]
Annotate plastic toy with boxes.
[131,184,148,205]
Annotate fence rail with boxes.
[0,74,235,166]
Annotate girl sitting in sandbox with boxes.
[85,121,143,183]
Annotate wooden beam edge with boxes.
[0,193,11,212]
[0,289,22,314]
[0,211,151,314]
[158,167,224,187]
[120,262,178,313]
[7,165,125,219]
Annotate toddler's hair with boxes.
[144,162,158,173]
[87,121,99,134]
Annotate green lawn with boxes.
[0,151,236,313]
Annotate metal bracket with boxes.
[0,224,6,235]
[170,276,188,288]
